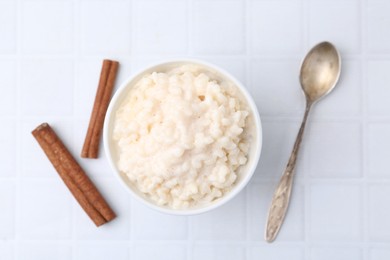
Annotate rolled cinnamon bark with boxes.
[32,123,116,226]
[81,59,119,159]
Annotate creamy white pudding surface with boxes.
[113,65,253,209]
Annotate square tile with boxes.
[367,2,390,52]
[19,243,71,260]
[249,246,304,260]
[135,244,186,260]
[193,244,245,260]
[368,123,390,178]
[0,120,16,177]
[21,59,73,116]
[193,1,245,54]
[21,1,73,54]
[248,182,304,241]
[368,184,390,241]
[306,122,361,178]
[0,2,16,53]
[309,184,361,241]
[80,1,131,54]
[133,0,187,54]
[202,58,246,85]
[74,243,128,260]
[309,1,360,54]
[313,60,361,116]
[310,247,361,260]
[133,200,187,240]
[0,181,15,239]
[250,59,305,116]
[253,120,302,181]
[191,191,246,240]
[0,242,14,260]
[20,180,72,239]
[0,60,16,116]
[74,179,130,240]
[22,120,73,178]
[367,61,390,115]
[250,0,303,53]
[369,248,390,260]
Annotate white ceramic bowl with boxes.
[103,59,262,215]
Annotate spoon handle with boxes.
[265,103,312,242]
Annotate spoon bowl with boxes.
[300,41,341,103]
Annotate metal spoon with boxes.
[265,41,341,242]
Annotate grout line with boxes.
[11,175,117,182]
[20,114,390,123]
[129,2,136,258]
[187,215,193,260]
[187,0,193,57]
[302,0,310,258]
[6,52,390,60]
[20,116,89,121]
[14,0,23,258]
[252,178,390,185]
[261,115,390,122]
[360,0,370,252]
[365,117,390,123]
[245,0,254,255]
[302,0,309,52]
[130,0,136,64]
[72,0,79,121]
[244,0,251,92]
[70,0,80,257]
[16,114,383,122]
[129,199,134,260]
[243,0,251,254]
[245,0,251,58]
[129,197,135,248]
[0,115,19,121]
[128,0,133,60]
[187,3,194,260]
[6,239,390,246]
[241,0,247,57]
[245,186,251,254]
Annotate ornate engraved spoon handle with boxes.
[265,102,312,242]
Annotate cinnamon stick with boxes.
[32,123,116,226]
[82,59,119,158]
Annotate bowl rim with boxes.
[103,58,262,215]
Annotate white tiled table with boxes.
[1,0,390,259]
